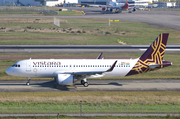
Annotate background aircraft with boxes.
[6,33,171,87]
[89,0,136,13]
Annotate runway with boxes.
[0,79,180,92]
[0,45,180,53]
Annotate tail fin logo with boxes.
[127,33,169,76]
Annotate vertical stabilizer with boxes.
[126,33,172,76]
[140,33,169,63]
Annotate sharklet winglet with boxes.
[106,60,117,72]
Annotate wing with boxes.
[54,60,117,76]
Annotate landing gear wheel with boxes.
[81,80,85,85]
[83,82,89,87]
[26,82,30,86]
[26,77,31,86]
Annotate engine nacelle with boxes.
[56,74,77,85]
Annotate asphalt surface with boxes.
[0,45,180,53]
[66,8,180,31]
[0,79,180,92]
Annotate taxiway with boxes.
[0,79,180,92]
[0,45,180,53]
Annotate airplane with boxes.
[6,33,172,87]
[89,0,136,13]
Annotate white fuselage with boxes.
[6,59,138,79]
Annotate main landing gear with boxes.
[26,77,30,86]
[81,78,88,87]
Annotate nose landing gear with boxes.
[26,77,31,86]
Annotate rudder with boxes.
[126,33,171,76]
[140,33,169,64]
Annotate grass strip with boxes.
[0,18,179,45]
[0,92,180,115]
[0,116,180,119]
[0,104,179,114]
[0,91,180,105]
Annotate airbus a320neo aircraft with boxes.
[6,33,172,87]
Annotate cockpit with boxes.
[12,64,20,67]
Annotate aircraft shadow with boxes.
[75,82,123,86]
[36,81,124,90]
[35,80,72,91]
[0,80,124,92]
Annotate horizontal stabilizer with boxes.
[149,62,172,69]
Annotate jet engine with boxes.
[55,74,78,85]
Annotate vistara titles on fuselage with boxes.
[6,33,172,87]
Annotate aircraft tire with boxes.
[26,82,30,86]
[81,80,85,85]
[83,82,89,87]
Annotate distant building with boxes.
[0,0,78,7]
[0,0,40,6]
[157,2,176,7]
[46,0,78,7]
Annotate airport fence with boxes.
[0,105,180,115]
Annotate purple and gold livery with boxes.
[127,33,172,76]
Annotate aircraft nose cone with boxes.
[6,68,11,75]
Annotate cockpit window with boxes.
[12,64,20,67]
